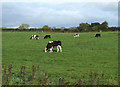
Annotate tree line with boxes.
[2,21,119,32]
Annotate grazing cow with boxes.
[44,35,51,39]
[45,41,62,52]
[30,35,39,40]
[74,34,79,37]
[95,34,101,37]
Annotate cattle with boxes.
[30,35,39,40]
[45,41,62,52]
[74,34,79,37]
[44,35,51,39]
[95,34,101,37]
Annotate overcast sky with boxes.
[1,1,118,28]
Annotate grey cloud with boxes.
[2,2,118,28]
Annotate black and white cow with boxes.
[95,34,101,37]
[44,35,51,39]
[74,34,79,37]
[45,41,62,52]
[30,35,39,40]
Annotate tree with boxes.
[69,27,79,32]
[60,27,65,32]
[92,26,98,31]
[91,22,100,31]
[22,24,29,29]
[52,27,56,29]
[19,26,24,30]
[91,22,100,27]
[100,21,108,31]
[78,23,90,31]
[19,24,29,30]
[42,25,52,30]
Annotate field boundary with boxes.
[1,29,119,33]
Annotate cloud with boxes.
[2,2,118,28]
[1,0,119,3]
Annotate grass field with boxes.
[2,32,118,85]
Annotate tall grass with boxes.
[2,65,117,85]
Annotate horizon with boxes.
[1,21,118,29]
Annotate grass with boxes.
[2,32,118,85]
[2,64,107,85]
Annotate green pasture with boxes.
[2,32,118,85]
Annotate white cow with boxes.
[74,34,79,37]
[45,41,62,52]
[30,35,39,40]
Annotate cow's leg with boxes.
[36,37,38,40]
[57,46,59,52]
[58,45,62,52]
[45,48,47,52]
[50,47,53,52]
[31,37,33,39]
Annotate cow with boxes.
[44,35,51,39]
[45,41,62,52]
[74,34,79,37]
[95,34,101,37]
[30,35,39,40]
